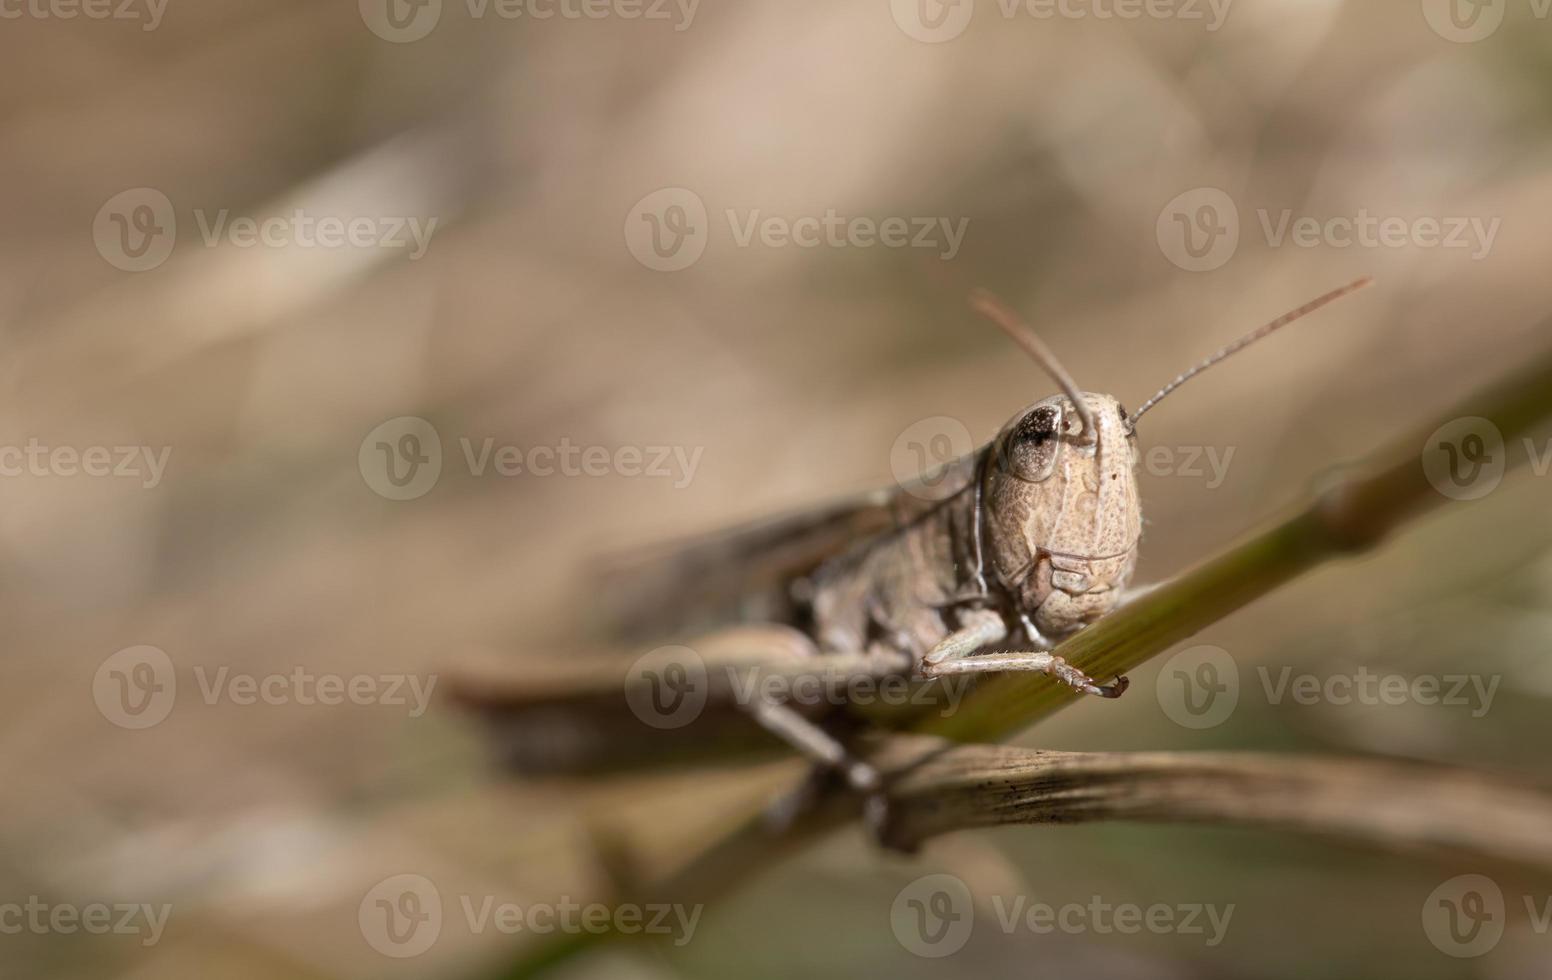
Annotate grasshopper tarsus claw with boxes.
[1047,655,1129,700]
[1094,674,1129,699]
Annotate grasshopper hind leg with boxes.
[748,698,902,842]
[747,697,881,795]
[700,625,898,836]
[759,758,900,851]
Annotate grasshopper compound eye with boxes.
[996,404,1064,482]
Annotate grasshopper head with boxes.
[967,277,1374,637]
[983,393,1141,637]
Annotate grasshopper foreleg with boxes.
[919,609,1128,698]
[920,608,1009,669]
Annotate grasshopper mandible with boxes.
[457,277,1374,815]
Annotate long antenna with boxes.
[1130,276,1374,427]
[970,289,1097,441]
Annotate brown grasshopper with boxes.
[455,277,1373,816]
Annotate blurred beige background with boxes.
[4,0,1552,977]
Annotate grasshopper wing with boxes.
[596,450,985,642]
[594,490,897,641]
